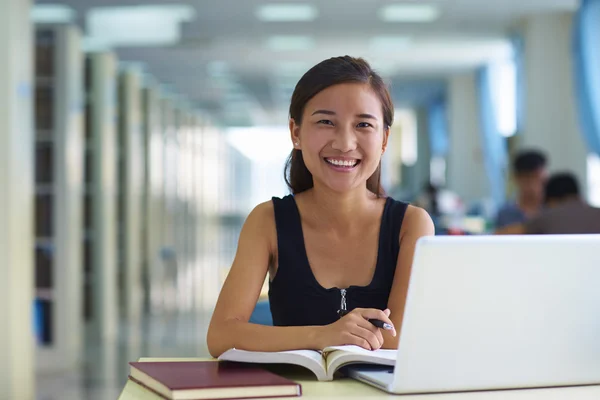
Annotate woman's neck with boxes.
[302,184,380,232]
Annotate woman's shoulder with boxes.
[383,196,434,237]
[398,202,435,239]
[245,195,297,231]
[241,201,278,252]
[247,199,276,223]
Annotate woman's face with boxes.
[290,83,389,194]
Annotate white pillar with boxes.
[521,12,588,190]
[447,72,489,205]
[162,97,176,256]
[409,108,432,195]
[142,84,164,313]
[193,114,205,312]
[173,105,188,310]
[173,104,193,311]
[85,52,118,341]
[0,0,34,398]
[119,69,144,321]
[160,97,177,312]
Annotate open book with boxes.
[218,345,396,381]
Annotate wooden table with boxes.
[118,358,600,400]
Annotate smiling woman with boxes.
[285,57,394,197]
[207,56,435,358]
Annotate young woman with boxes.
[207,56,434,357]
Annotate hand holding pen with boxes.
[368,318,394,331]
[320,308,396,351]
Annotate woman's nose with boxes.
[331,126,357,152]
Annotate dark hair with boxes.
[513,150,547,175]
[284,56,394,196]
[545,172,580,202]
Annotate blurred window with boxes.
[489,59,517,138]
[588,153,600,206]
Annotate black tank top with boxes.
[268,194,408,327]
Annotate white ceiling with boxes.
[36,0,579,125]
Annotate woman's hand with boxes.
[318,308,396,351]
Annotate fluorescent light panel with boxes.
[256,4,318,22]
[379,4,440,22]
[86,5,195,47]
[266,35,315,51]
[31,4,76,23]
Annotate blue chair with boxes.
[249,300,273,326]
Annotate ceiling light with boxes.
[31,4,76,23]
[266,35,315,51]
[378,4,440,22]
[86,5,196,47]
[256,4,318,22]
[369,36,413,51]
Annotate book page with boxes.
[322,346,396,380]
[323,345,397,358]
[218,348,329,381]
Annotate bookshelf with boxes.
[34,24,84,371]
[83,51,119,341]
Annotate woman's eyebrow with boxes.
[356,113,378,120]
[311,109,336,116]
[311,110,379,120]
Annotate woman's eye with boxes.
[318,119,334,125]
[357,122,373,128]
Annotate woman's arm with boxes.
[382,205,435,349]
[206,201,324,357]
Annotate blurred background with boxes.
[1,0,600,398]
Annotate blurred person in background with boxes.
[496,172,600,234]
[414,182,440,219]
[494,149,548,231]
[207,56,434,357]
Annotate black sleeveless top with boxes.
[268,194,408,327]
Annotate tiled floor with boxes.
[36,312,213,400]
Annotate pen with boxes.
[369,319,394,331]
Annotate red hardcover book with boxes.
[128,361,302,400]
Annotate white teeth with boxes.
[326,159,358,167]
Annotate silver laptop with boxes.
[348,235,600,394]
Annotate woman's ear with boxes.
[290,118,301,149]
[382,125,390,153]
